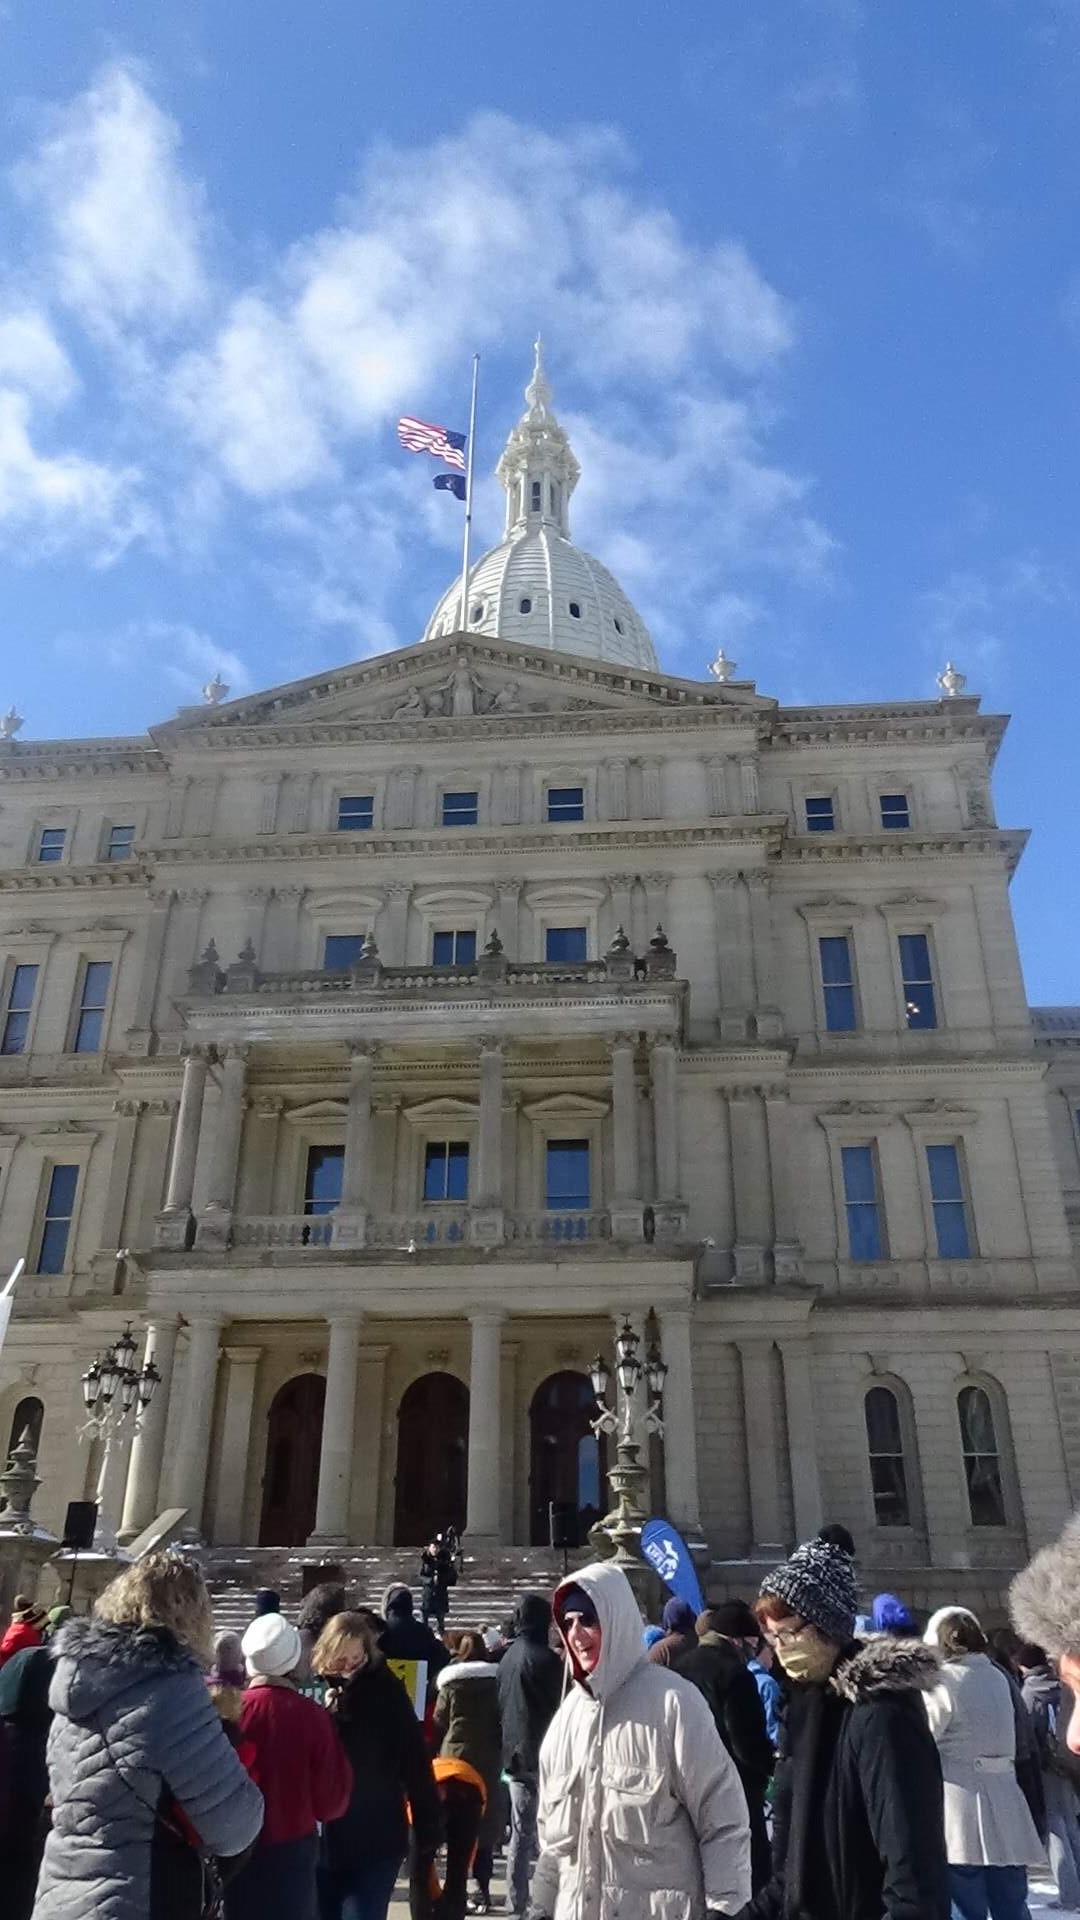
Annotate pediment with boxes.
[151,631,772,746]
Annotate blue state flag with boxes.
[640,1518,704,1616]
[433,472,466,501]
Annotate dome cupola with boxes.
[422,342,658,672]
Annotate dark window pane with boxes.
[546,1139,590,1210]
[73,1010,103,1054]
[519,597,532,613]
[927,1145,972,1257]
[423,1141,469,1202]
[2,964,38,1055]
[880,793,910,829]
[805,796,835,832]
[304,1145,344,1215]
[0,1010,29,1055]
[865,1388,910,1526]
[36,1219,71,1274]
[841,1146,884,1259]
[958,1387,1006,1526]
[433,930,476,965]
[107,826,135,860]
[547,787,585,822]
[569,602,581,618]
[82,962,111,1007]
[36,1163,78,1274]
[38,829,66,863]
[865,1385,903,1453]
[899,933,937,1029]
[545,926,587,963]
[337,796,373,830]
[48,1165,79,1215]
[324,934,364,969]
[442,791,478,826]
[820,936,856,1031]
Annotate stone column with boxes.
[471,1040,505,1245]
[709,873,753,1041]
[739,756,760,814]
[466,1309,504,1541]
[737,1338,788,1555]
[213,1345,261,1542]
[729,1088,772,1283]
[310,1315,363,1546]
[119,1318,180,1540]
[197,1047,248,1247]
[779,1339,823,1539]
[649,1033,681,1210]
[126,890,173,1054]
[747,871,781,1040]
[606,759,629,821]
[658,1306,702,1534]
[641,759,662,818]
[169,1316,223,1539]
[100,1098,144,1256]
[610,1033,643,1239]
[765,1092,803,1282]
[496,882,521,958]
[334,1043,375,1247]
[157,1048,209,1248]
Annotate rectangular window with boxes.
[37,828,66,864]
[819,935,857,1032]
[432,930,477,966]
[926,1144,973,1258]
[805,796,835,833]
[36,1164,78,1274]
[337,795,373,830]
[324,934,365,969]
[106,825,136,861]
[72,961,111,1054]
[841,1144,886,1260]
[423,1141,469,1202]
[1,963,38,1056]
[304,1145,344,1216]
[880,793,910,830]
[547,786,585,823]
[442,790,478,827]
[546,1138,590,1211]
[545,926,588,964]
[898,932,937,1029]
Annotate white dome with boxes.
[422,342,658,674]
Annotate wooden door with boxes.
[529,1370,607,1546]
[394,1373,469,1545]
[259,1374,326,1545]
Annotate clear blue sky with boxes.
[1,1,1076,999]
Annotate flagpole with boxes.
[458,353,480,631]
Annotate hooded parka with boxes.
[32,1616,264,1920]
[434,1659,504,1850]
[532,1562,751,1920]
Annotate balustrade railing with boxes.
[366,1210,470,1249]
[232,1214,334,1248]
[507,1209,611,1244]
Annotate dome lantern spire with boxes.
[496,339,581,539]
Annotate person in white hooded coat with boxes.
[530,1562,751,1920]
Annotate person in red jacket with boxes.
[225,1612,353,1920]
[0,1596,45,1667]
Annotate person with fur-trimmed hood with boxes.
[531,1561,751,1920]
[1011,1511,1080,1755]
[740,1536,949,1920]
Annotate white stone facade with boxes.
[0,621,1076,1609]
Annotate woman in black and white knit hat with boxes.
[736,1536,949,1920]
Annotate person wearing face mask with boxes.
[530,1562,751,1920]
[739,1536,949,1920]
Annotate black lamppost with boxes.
[80,1326,161,1552]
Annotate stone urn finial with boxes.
[0,1427,41,1530]
[0,705,24,741]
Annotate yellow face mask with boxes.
[775,1630,836,1685]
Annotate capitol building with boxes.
[2,347,1080,1611]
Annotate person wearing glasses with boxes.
[530,1561,751,1920]
[743,1536,949,1920]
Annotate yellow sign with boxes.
[386,1656,427,1717]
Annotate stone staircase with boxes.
[202,1545,591,1636]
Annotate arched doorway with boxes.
[529,1371,607,1547]
[259,1374,325,1545]
[394,1373,469,1546]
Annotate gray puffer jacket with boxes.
[33,1616,264,1920]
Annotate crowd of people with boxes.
[4,1513,1080,1920]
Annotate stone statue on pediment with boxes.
[389,684,426,720]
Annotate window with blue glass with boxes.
[546,1139,590,1211]
[545,926,587,963]
[880,793,910,830]
[337,795,373,830]
[819,935,857,1032]
[1,963,38,1056]
[324,934,365,969]
[36,1164,78,1274]
[841,1144,886,1260]
[805,796,835,832]
[432,930,477,965]
[304,1146,344,1215]
[899,933,937,1029]
[926,1144,973,1258]
[72,962,111,1054]
[423,1140,469,1202]
[442,790,478,827]
[107,824,136,861]
[37,827,66,863]
[547,786,585,822]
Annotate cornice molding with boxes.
[141,819,789,867]
[0,865,151,895]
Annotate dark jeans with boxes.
[948,1864,1031,1920]
[506,1776,538,1916]
[318,1854,403,1920]
[226,1832,319,1920]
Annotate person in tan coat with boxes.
[531,1562,750,1920]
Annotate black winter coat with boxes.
[740,1637,949,1920]
[496,1599,563,1779]
[676,1634,774,1892]
[379,1612,449,1679]
[321,1660,441,1870]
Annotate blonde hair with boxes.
[208,1681,245,1723]
[95,1552,213,1667]
[455,1630,486,1663]
[312,1610,381,1677]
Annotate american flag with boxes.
[397,415,467,471]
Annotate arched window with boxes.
[531,480,542,512]
[519,596,532,614]
[957,1384,1007,1527]
[6,1395,43,1460]
[569,601,581,619]
[470,602,484,624]
[864,1385,910,1527]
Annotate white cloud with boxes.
[57,619,253,707]
[171,295,332,494]
[919,554,1068,682]
[15,62,208,335]
[0,310,77,404]
[0,389,145,560]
